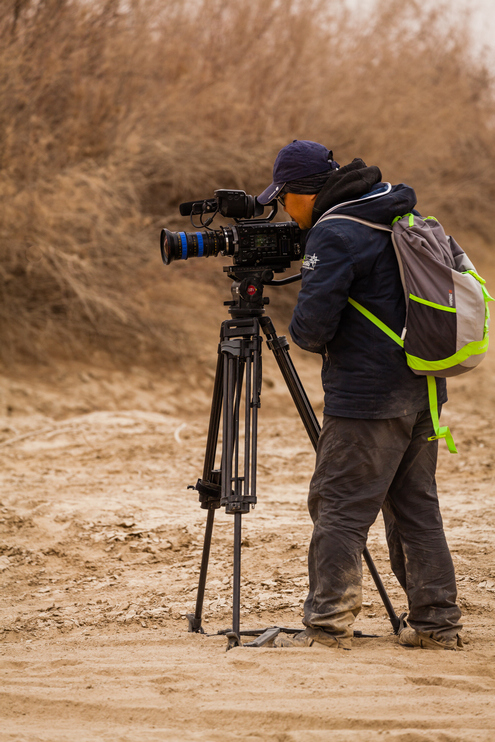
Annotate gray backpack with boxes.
[318,212,492,453]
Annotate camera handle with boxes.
[186,283,403,647]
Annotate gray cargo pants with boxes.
[304,410,462,643]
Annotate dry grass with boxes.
[0,0,494,366]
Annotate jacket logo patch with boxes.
[302,253,320,270]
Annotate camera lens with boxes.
[160,229,175,265]
[160,229,225,264]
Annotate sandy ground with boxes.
[0,329,494,740]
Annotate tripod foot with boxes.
[226,631,241,650]
[186,613,205,633]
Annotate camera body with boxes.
[218,219,303,272]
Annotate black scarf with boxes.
[312,159,382,225]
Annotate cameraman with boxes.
[257,140,462,650]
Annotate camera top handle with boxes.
[179,190,278,227]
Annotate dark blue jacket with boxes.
[289,182,447,419]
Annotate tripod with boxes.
[186,265,402,648]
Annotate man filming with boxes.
[256,140,462,650]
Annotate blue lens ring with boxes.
[178,232,188,260]
[196,232,204,257]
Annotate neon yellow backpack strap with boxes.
[426,376,457,454]
[462,269,494,338]
[347,298,404,347]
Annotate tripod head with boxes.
[223,264,302,318]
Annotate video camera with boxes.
[160,189,305,274]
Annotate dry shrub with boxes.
[0,0,494,367]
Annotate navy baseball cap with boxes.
[257,140,337,204]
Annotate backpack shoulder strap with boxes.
[347,298,404,347]
[315,214,393,232]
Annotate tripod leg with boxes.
[232,512,242,642]
[260,316,401,633]
[188,509,215,633]
[202,351,224,481]
[250,333,261,500]
[229,353,244,647]
[222,348,246,646]
[362,549,402,633]
[187,350,224,633]
[221,352,236,506]
[260,317,320,449]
